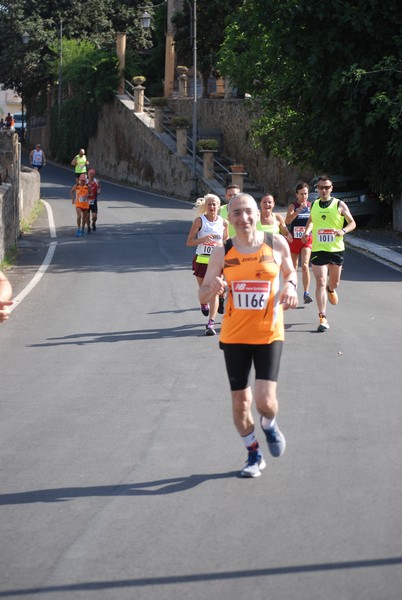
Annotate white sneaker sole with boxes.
[240,456,267,478]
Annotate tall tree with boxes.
[218,0,402,199]
[172,0,242,97]
[0,0,151,99]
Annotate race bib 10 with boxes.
[293,226,305,239]
[198,243,216,255]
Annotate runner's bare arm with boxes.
[198,246,226,303]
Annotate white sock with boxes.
[261,416,276,431]
[241,430,258,449]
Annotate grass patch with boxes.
[20,199,44,234]
[0,246,17,270]
[1,199,44,269]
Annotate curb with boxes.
[274,208,402,270]
[346,235,402,269]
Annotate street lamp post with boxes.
[58,19,63,114]
[140,0,198,200]
[21,31,30,142]
[188,0,198,200]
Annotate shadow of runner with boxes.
[0,471,240,505]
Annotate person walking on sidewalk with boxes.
[285,182,313,304]
[199,193,298,477]
[186,194,228,336]
[0,270,13,323]
[302,174,356,332]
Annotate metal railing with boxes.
[122,79,230,185]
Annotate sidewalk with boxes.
[274,206,402,270]
[346,226,402,269]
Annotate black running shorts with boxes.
[310,250,344,266]
[219,341,283,390]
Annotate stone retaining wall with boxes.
[171,98,313,205]
[88,98,195,200]
[86,96,312,205]
[0,131,41,261]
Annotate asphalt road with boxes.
[1,163,402,600]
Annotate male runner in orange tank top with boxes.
[199,193,298,478]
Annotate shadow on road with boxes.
[0,472,240,505]
[27,322,216,347]
[1,556,401,596]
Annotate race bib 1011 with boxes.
[317,229,335,243]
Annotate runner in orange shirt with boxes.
[70,174,89,237]
[199,193,298,477]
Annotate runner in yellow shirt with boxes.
[302,174,356,332]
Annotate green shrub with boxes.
[197,138,219,151]
[170,115,191,128]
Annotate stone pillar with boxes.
[178,74,188,98]
[393,193,402,232]
[116,32,126,95]
[202,150,216,180]
[224,76,235,99]
[154,107,165,133]
[231,171,247,191]
[176,127,188,156]
[134,86,145,113]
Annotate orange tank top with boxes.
[75,184,89,209]
[220,236,284,344]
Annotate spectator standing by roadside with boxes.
[71,148,89,180]
[0,270,13,323]
[285,182,313,304]
[29,144,46,171]
[0,118,5,129]
[302,174,356,332]
[5,113,14,129]
[199,193,298,477]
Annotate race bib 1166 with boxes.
[232,281,271,310]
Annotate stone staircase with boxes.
[128,89,265,201]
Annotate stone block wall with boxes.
[88,98,195,200]
[171,98,313,205]
[87,95,312,205]
[0,131,41,261]
[0,131,20,260]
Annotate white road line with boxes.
[10,200,57,312]
[43,199,57,238]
